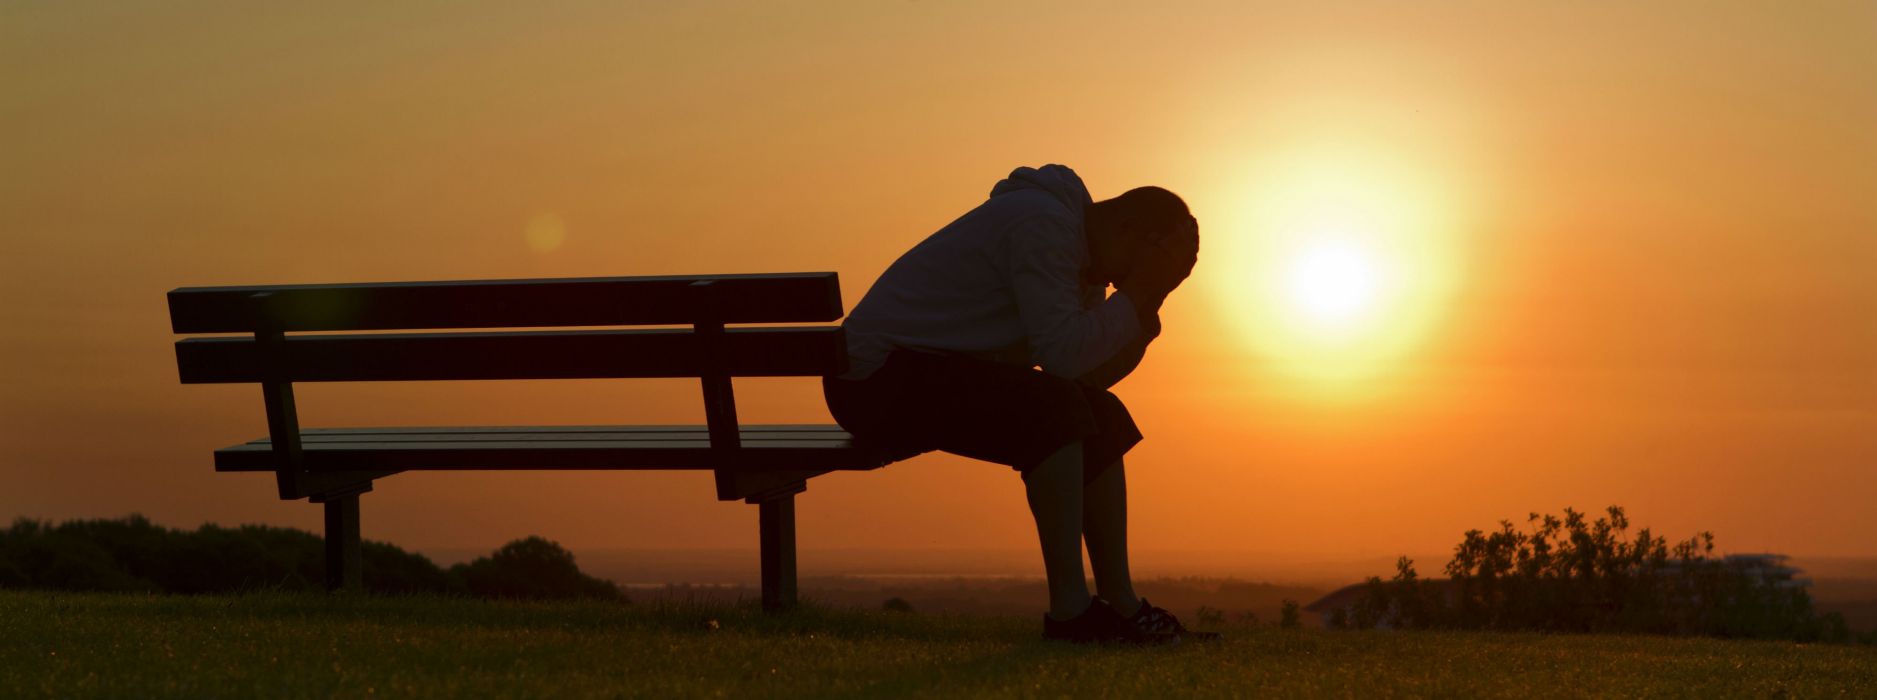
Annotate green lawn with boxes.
[3,591,1873,699]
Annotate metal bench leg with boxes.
[758,494,798,611]
[320,493,363,593]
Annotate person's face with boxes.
[1091,224,1163,288]
[1088,227,1143,288]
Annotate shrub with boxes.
[1279,599,1301,629]
[0,515,615,601]
[448,536,622,600]
[1340,506,1841,642]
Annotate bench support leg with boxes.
[758,494,797,611]
[321,494,363,593]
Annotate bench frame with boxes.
[170,273,903,609]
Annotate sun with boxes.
[1285,239,1382,329]
[1197,147,1467,394]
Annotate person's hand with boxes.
[1157,214,1199,281]
[1117,216,1199,312]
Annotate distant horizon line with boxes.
[416,545,1877,560]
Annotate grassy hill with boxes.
[4,591,1873,698]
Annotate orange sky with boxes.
[3,2,1874,568]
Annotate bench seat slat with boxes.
[213,424,918,473]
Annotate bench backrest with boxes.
[167,272,848,499]
[168,272,846,382]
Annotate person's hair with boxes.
[1090,186,1191,241]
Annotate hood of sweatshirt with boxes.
[987,164,1091,218]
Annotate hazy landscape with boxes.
[536,547,1877,630]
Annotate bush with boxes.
[0,515,617,601]
[1340,506,1843,642]
[448,536,622,600]
[364,538,455,594]
[1279,599,1301,629]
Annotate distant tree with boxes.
[1279,599,1301,629]
[882,597,914,613]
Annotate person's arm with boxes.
[1082,216,1198,389]
[1010,218,1144,378]
[1115,215,1200,317]
[1075,311,1159,390]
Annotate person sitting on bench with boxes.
[823,164,1205,644]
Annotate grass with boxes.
[3,591,1874,699]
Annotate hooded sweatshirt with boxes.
[838,164,1144,380]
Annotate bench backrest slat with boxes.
[167,272,842,333]
[175,327,844,383]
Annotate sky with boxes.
[3,1,1874,572]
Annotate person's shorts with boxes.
[822,349,1143,482]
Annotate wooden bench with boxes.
[167,272,917,609]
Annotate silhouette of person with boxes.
[824,164,1206,643]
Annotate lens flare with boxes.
[525,213,566,253]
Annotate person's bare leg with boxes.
[1024,441,1093,620]
[1083,457,1141,616]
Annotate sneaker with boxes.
[1128,598,1222,642]
[1042,598,1173,645]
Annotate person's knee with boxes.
[1021,441,1084,485]
[1085,388,1131,417]
[1083,455,1125,487]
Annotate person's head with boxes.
[1084,186,1195,287]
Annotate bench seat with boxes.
[214,425,916,472]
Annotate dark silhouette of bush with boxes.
[448,536,622,600]
[364,539,456,594]
[1334,506,1856,643]
[1279,599,1301,629]
[0,516,315,592]
[0,515,616,601]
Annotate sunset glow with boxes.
[1205,147,1467,390]
[3,1,1873,570]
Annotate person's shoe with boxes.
[1128,597,1223,642]
[1042,598,1173,645]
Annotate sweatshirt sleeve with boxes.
[1008,217,1144,377]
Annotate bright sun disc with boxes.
[1199,145,1469,394]
[1286,240,1379,327]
